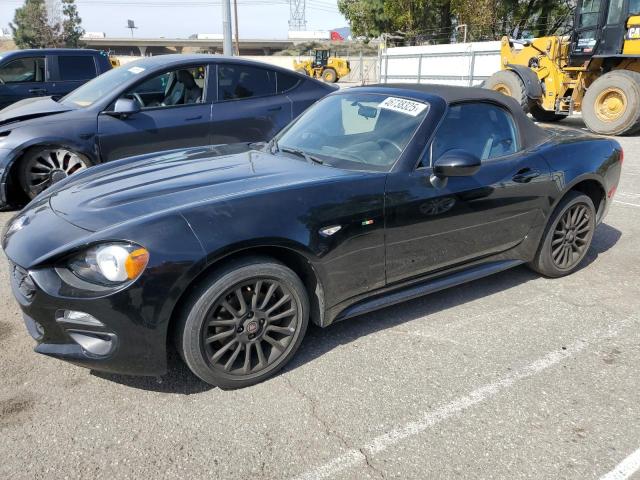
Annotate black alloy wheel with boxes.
[528,191,596,277]
[177,257,309,388]
[550,203,592,269]
[203,278,299,375]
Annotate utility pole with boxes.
[222,0,233,55]
[233,0,240,55]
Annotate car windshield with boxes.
[60,63,150,107]
[276,93,429,172]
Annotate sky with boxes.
[0,0,348,39]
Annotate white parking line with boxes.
[599,448,640,480]
[292,324,623,480]
[614,200,640,208]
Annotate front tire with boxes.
[528,192,596,278]
[177,257,309,389]
[322,68,337,83]
[582,70,640,135]
[18,146,91,199]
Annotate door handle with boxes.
[185,115,203,121]
[28,88,47,94]
[512,168,540,183]
[267,106,283,112]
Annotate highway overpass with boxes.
[83,37,297,56]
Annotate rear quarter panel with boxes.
[288,80,336,119]
[536,130,621,218]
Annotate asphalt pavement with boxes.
[1,115,639,479]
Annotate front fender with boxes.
[507,64,543,100]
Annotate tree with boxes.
[338,0,574,44]
[338,0,453,44]
[10,0,53,49]
[61,0,84,47]
[10,0,84,49]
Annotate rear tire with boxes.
[322,68,337,83]
[528,191,596,278]
[484,70,530,112]
[582,70,640,135]
[530,104,565,123]
[176,257,309,389]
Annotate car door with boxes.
[384,101,553,284]
[47,54,98,99]
[97,64,212,162]
[210,63,292,145]
[0,56,46,109]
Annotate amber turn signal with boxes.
[124,248,149,280]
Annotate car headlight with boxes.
[67,243,149,286]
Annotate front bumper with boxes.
[9,261,169,376]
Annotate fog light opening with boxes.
[56,310,105,327]
[68,331,116,357]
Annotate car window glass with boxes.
[606,0,624,23]
[218,64,276,100]
[277,93,429,172]
[0,57,45,83]
[341,98,381,134]
[123,66,206,109]
[429,103,518,165]
[277,71,300,93]
[58,56,96,81]
[579,0,602,27]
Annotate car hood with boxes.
[0,96,73,128]
[48,146,353,232]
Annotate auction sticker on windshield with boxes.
[379,97,428,117]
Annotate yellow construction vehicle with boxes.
[293,49,350,83]
[485,0,640,135]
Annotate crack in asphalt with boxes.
[282,376,386,480]
[282,375,350,449]
[282,375,385,478]
[359,447,386,480]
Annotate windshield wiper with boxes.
[280,146,324,165]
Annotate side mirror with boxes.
[433,149,481,177]
[110,98,140,118]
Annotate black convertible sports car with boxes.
[3,84,622,388]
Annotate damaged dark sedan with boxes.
[0,54,334,207]
[3,84,622,388]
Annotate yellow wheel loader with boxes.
[293,49,350,83]
[486,0,640,135]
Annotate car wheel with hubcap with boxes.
[528,191,596,278]
[177,257,309,388]
[19,147,92,199]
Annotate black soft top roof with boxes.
[354,83,551,149]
